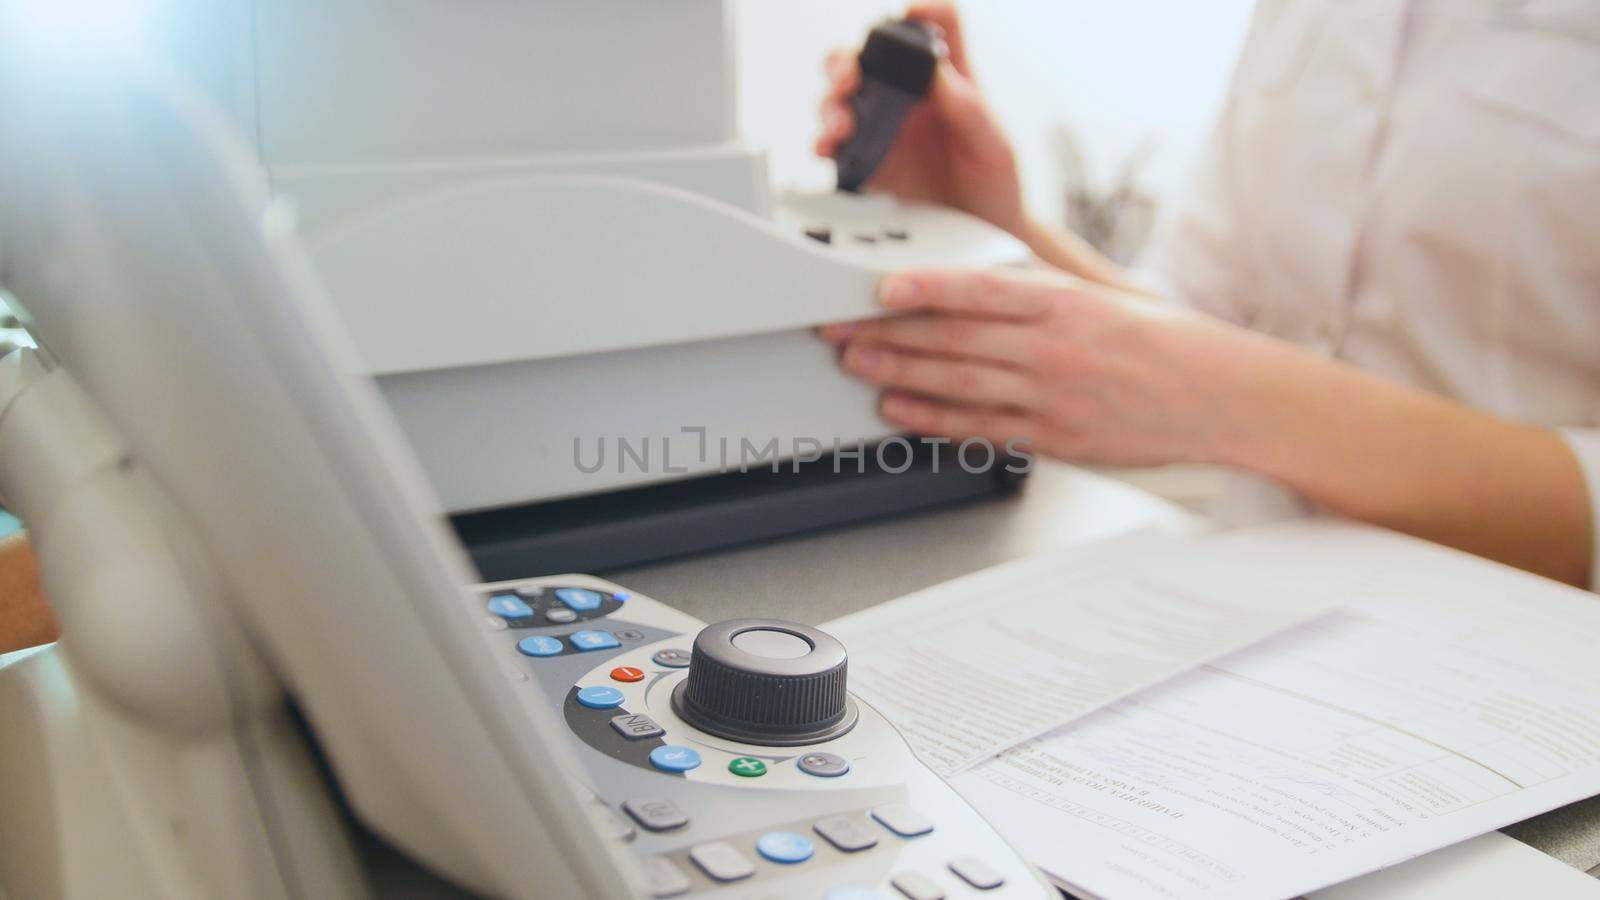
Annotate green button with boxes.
[728,756,767,777]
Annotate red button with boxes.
[610,666,645,683]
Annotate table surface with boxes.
[610,460,1206,625]
[611,461,1600,876]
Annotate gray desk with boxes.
[611,460,1204,626]
[613,462,1600,879]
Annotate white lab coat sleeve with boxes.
[1138,32,1265,326]
[1142,0,1336,325]
[1146,131,1248,324]
[1562,427,1600,592]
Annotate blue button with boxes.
[554,588,605,611]
[755,831,814,864]
[487,592,533,619]
[612,591,631,602]
[649,745,702,773]
[516,636,563,657]
[576,686,626,709]
[570,630,621,652]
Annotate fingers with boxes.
[818,3,976,159]
[881,392,1036,447]
[926,58,991,135]
[815,101,854,157]
[824,47,860,96]
[906,1,971,76]
[878,269,1061,321]
[842,343,1038,411]
[815,48,861,157]
[820,315,1041,368]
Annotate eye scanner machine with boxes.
[0,4,1052,899]
[0,26,1051,900]
[160,0,1031,578]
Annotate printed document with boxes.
[824,529,1340,775]
[1312,831,1600,899]
[949,521,1600,899]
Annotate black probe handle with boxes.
[836,81,920,193]
[834,18,945,193]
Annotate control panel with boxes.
[774,191,1028,273]
[472,575,1050,898]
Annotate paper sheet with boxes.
[824,529,1340,775]
[950,521,1600,900]
[1311,832,1600,899]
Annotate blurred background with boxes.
[737,0,1256,264]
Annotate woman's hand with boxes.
[820,268,1277,469]
[821,267,1594,586]
[815,2,1027,236]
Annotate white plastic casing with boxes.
[158,0,1032,513]
[473,574,1055,898]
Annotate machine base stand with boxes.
[454,440,1027,579]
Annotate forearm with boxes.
[1014,214,1147,295]
[0,534,58,653]
[1226,344,1592,586]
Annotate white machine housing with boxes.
[0,43,641,899]
[0,21,1049,900]
[165,0,1029,512]
[471,573,1052,898]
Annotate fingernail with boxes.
[845,345,881,372]
[824,106,847,133]
[820,322,858,341]
[882,396,916,423]
[878,277,917,307]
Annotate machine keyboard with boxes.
[473,575,1045,898]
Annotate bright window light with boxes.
[0,0,161,58]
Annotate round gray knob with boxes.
[671,619,857,746]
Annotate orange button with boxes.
[610,666,645,683]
